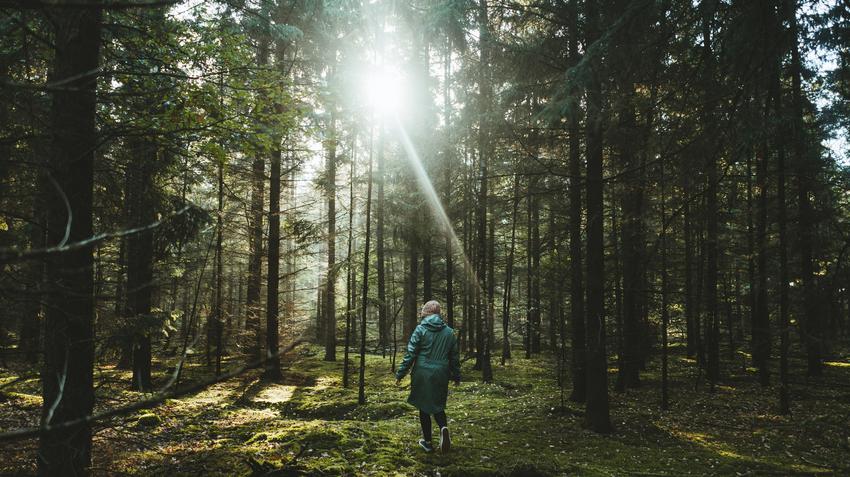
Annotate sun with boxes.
[362,65,405,117]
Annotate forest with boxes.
[0,0,849,475]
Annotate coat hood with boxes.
[420,314,446,331]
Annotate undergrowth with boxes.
[1,343,849,476]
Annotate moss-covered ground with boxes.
[1,343,849,476]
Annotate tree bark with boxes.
[264,142,282,380]
[358,127,375,405]
[584,0,612,433]
[502,173,520,364]
[476,0,493,382]
[246,32,268,364]
[126,137,156,391]
[753,115,771,387]
[376,125,388,348]
[324,117,337,362]
[567,0,586,403]
[702,0,720,386]
[39,3,101,473]
[787,0,821,377]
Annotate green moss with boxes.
[134,412,162,428]
[4,343,848,476]
[348,401,409,420]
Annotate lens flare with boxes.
[392,117,484,296]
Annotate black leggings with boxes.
[419,410,448,442]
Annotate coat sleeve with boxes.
[449,333,461,383]
[395,326,422,380]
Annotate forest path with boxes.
[2,344,849,475]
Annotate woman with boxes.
[395,300,461,453]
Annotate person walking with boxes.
[395,300,461,453]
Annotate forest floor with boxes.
[1,342,850,476]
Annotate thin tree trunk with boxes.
[404,243,419,341]
[376,125,388,349]
[214,144,224,376]
[358,126,375,405]
[787,0,821,377]
[702,0,720,386]
[324,117,337,362]
[127,138,156,391]
[754,123,771,387]
[684,178,696,358]
[443,36,454,330]
[502,173,520,364]
[584,0,612,434]
[423,238,432,301]
[530,181,541,355]
[567,0,585,403]
[661,153,670,411]
[343,138,355,388]
[264,142,282,380]
[475,0,493,384]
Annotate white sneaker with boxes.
[418,439,433,452]
[439,427,450,452]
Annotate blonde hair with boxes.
[421,300,441,316]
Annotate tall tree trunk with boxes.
[21,199,44,364]
[702,0,720,386]
[787,0,821,376]
[775,84,791,413]
[443,36,454,330]
[423,238,432,301]
[475,0,493,383]
[617,88,641,390]
[530,180,541,355]
[683,177,696,358]
[502,173,520,364]
[484,215,494,382]
[213,147,224,375]
[548,208,560,352]
[127,138,156,391]
[344,140,355,388]
[358,127,375,405]
[324,118,337,362]
[754,119,771,387]
[264,143,282,380]
[525,190,532,360]
[246,33,268,364]
[584,0,612,434]
[612,204,625,393]
[661,151,670,411]
[567,0,586,403]
[745,150,756,357]
[404,243,419,340]
[39,4,101,473]
[376,125,388,349]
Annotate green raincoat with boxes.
[395,314,461,414]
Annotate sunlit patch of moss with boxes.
[824,361,850,368]
[0,390,42,406]
[254,384,296,404]
[134,412,162,428]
